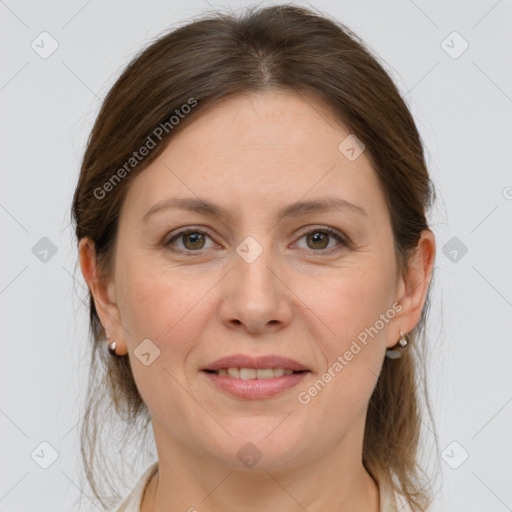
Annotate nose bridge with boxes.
[234,233,278,304]
[218,232,292,332]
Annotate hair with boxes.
[72,4,439,511]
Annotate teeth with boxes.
[255,368,274,379]
[227,368,239,378]
[214,368,299,379]
[240,368,257,380]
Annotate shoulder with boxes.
[111,461,159,512]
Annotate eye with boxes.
[164,226,350,254]
[164,228,216,251]
[294,227,349,252]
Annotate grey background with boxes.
[1,0,511,510]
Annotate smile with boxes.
[201,368,310,399]
[205,367,306,379]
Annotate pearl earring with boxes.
[385,330,409,359]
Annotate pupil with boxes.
[185,233,204,249]
[308,232,328,249]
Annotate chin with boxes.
[205,426,308,472]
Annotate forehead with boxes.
[167,90,360,162]
[121,90,385,221]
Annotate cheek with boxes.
[115,259,212,421]
[307,260,395,344]
[296,273,390,429]
[299,257,395,408]
[116,255,208,353]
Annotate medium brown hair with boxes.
[72,4,438,510]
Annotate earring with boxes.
[106,334,121,357]
[385,330,409,359]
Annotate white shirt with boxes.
[112,461,409,512]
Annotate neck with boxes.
[142,423,380,512]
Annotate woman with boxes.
[73,5,437,512]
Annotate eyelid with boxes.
[292,225,351,251]
[163,226,218,249]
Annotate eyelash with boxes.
[163,226,351,254]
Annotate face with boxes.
[90,91,414,471]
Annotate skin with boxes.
[79,90,435,512]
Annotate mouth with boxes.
[200,354,311,399]
[202,368,309,379]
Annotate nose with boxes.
[217,239,293,335]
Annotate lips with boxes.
[202,354,310,373]
[213,368,297,379]
[201,354,312,399]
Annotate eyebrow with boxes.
[142,196,368,224]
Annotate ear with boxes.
[78,237,127,355]
[388,229,436,348]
